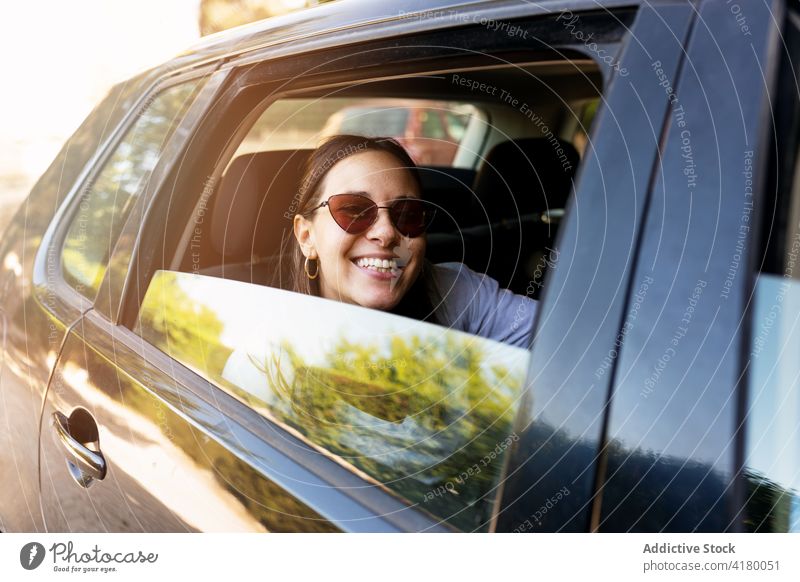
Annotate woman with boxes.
[290,134,538,348]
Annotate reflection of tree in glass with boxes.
[62,80,201,297]
[137,272,527,530]
[259,333,524,531]
[138,271,231,379]
[743,469,795,532]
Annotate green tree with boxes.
[199,0,339,36]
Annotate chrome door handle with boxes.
[52,410,107,487]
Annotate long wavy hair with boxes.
[286,134,440,324]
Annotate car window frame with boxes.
[93,66,229,323]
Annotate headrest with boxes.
[416,166,477,232]
[211,150,311,259]
[472,138,579,220]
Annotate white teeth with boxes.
[355,257,399,271]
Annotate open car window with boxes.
[176,61,599,303]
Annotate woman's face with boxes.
[294,150,425,311]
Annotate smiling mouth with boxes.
[352,256,403,277]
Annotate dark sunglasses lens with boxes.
[391,199,431,237]
[328,195,377,233]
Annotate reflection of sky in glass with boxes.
[177,272,529,375]
[748,274,800,529]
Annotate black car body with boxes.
[0,0,798,532]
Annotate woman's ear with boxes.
[293,214,317,259]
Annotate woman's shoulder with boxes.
[430,261,492,289]
[429,262,537,348]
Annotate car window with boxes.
[338,106,409,137]
[420,110,447,140]
[183,62,599,291]
[746,274,800,532]
[744,17,800,530]
[61,79,204,299]
[568,98,600,158]
[443,111,470,142]
[136,270,529,531]
[235,98,483,167]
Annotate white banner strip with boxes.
[1,533,798,581]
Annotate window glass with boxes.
[61,79,203,298]
[420,110,446,140]
[571,98,599,157]
[744,14,800,532]
[136,271,529,531]
[745,274,800,532]
[444,111,470,142]
[338,107,409,137]
[236,98,480,167]
[155,63,602,527]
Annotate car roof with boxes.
[151,0,650,75]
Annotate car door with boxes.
[36,69,520,538]
[128,5,644,533]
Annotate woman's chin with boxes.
[325,261,420,311]
[357,295,400,311]
[353,286,403,311]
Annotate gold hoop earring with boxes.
[304,256,319,280]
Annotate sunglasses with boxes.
[305,193,434,238]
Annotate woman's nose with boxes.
[366,208,400,245]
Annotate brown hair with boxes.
[286,134,439,322]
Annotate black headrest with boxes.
[416,166,477,231]
[211,150,311,259]
[472,138,579,220]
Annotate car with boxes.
[0,0,798,533]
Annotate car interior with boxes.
[175,61,602,304]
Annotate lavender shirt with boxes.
[431,262,538,349]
